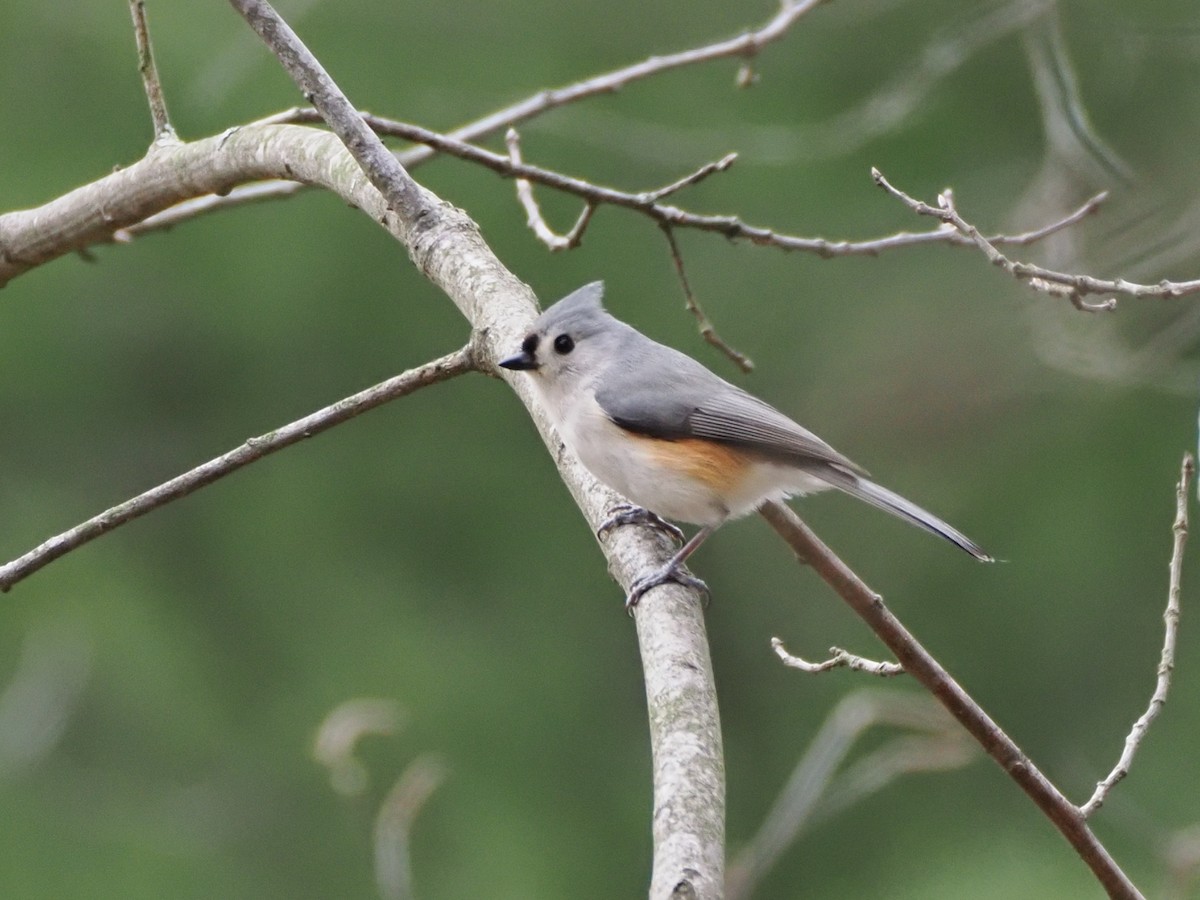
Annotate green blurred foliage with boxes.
[2,0,1199,897]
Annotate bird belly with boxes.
[559,400,831,525]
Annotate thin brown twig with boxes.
[127,0,177,143]
[504,128,593,251]
[4,114,1111,289]
[643,153,738,203]
[343,0,827,175]
[109,0,826,229]
[756,499,1144,900]
[0,346,477,593]
[770,638,904,677]
[874,168,1200,306]
[1080,453,1192,817]
[328,111,1115,260]
[998,190,1110,246]
[661,225,754,372]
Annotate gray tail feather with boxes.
[820,469,993,562]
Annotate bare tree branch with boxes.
[756,499,1144,900]
[0,109,1112,292]
[5,41,730,897]
[231,0,426,224]
[770,638,904,677]
[504,128,593,251]
[138,0,830,225]
[661,224,754,372]
[1081,453,1192,817]
[225,3,725,897]
[0,4,1165,896]
[127,0,177,143]
[874,168,1200,307]
[0,346,477,593]
[643,153,738,203]
[306,111,1116,261]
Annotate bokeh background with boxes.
[2,0,1199,897]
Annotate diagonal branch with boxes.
[231,0,425,224]
[225,3,724,897]
[1080,453,1192,817]
[757,500,1144,900]
[127,0,177,143]
[661,224,753,372]
[0,346,478,593]
[127,0,829,226]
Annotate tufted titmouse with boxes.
[500,282,992,608]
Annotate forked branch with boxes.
[874,168,1200,307]
[757,500,1143,899]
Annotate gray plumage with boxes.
[504,281,991,563]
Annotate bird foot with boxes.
[625,562,710,613]
[597,504,685,545]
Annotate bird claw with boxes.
[625,563,710,613]
[597,504,685,545]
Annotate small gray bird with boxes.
[500,282,991,608]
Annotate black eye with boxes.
[553,334,575,354]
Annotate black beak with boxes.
[498,350,538,371]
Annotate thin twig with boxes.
[875,168,1200,306]
[127,0,177,143]
[1080,453,1192,818]
[756,500,1144,900]
[113,179,307,240]
[504,128,593,251]
[106,0,826,228]
[661,225,754,372]
[643,153,738,203]
[1,114,1111,289]
[329,111,1113,260]
[0,346,477,593]
[770,637,904,677]
[998,190,1109,246]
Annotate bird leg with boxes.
[596,503,685,545]
[625,525,714,612]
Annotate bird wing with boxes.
[594,339,866,475]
